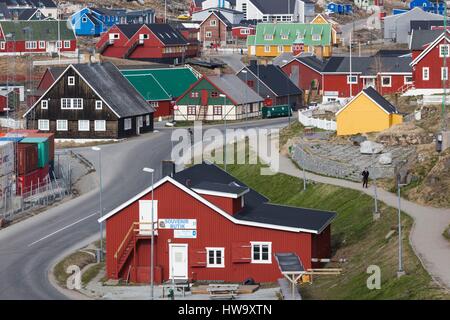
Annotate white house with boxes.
[236,0,305,22]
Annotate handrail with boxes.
[114,222,137,259]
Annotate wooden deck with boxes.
[191,285,259,295]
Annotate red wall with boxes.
[0,40,76,54]
[37,70,57,92]
[151,100,172,118]
[232,27,256,39]
[322,74,363,98]
[201,194,243,215]
[105,181,328,284]
[282,60,322,91]
[376,74,411,94]
[0,95,6,112]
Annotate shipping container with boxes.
[0,137,23,143]
[17,143,38,175]
[29,133,55,161]
[8,129,39,136]
[0,141,14,178]
[19,137,49,168]
[16,169,46,195]
[38,164,49,182]
[261,105,292,119]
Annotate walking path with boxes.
[276,154,450,291]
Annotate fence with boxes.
[418,95,450,106]
[0,117,26,129]
[298,108,337,131]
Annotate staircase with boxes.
[197,105,208,121]
[399,82,415,95]
[97,39,114,54]
[123,39,144,59]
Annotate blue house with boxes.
[326,2,352,14]
[71,7,121,36]
[409,0,445,15]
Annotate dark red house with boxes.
[410,30,449,93]
[232,24,256,40]
[96,23,198,64]
[99,163,336,284]
[199,11,232,48]
[281,55,326,93]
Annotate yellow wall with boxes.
[311,15,339,45]
[390,114,403,126]
[252,45,332,58]
[336,94,392,136]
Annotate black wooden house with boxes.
[24,62,154,139]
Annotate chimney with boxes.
[162,160,175,177]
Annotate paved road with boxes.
[0,118,288,300]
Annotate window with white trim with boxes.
[205,31,212,38]
[61,98,83,109]
[442,67,448,80]
[95,100,103,110]
[124,118,132,130]
[68,76,75,86]
[347,75,357,84]
[278,45,284,53]
[264,34,273,41]
[94,120,106,131]
[78,120,90,131]
[39,41,45,49]
[110,33,120,40]
[41,100,48,109]
[206,248,224,268]
[251,242,272,264]
[422,67,429,81]
[0,42,5,50]
[38,119,49,131]
[281,34,288,40]
[56,120,68,131]
[381,76,392,87]
[312,34,321,41]
[149,101,158,108]
[25,41,37,50]
[56,41,62,49]
[404,76,413,84]
[213,105,222,115]
[264,45,271,53]
[139,34,149,40]
[439,44,450,57]
[63,40,71,49]
[187,106,196,115]
[145,114,150,125]
[210,19,217,27]
[82,17,87,23]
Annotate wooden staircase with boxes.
[197,105,208,121]
[123,39,144,59]
[97,39,114,54]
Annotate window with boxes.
[264,34,273,40]
[312,34,321,41]
[422,67,429,81]
[240,29,250,35]
[205,31,212,38]
[149,101,158,108]
[206,248,224,268]
[56,41,62,49]
[82,17,87,23]
[110,33,120,40]
[440,44,450,57]
[63,41,70,49]
[146,114,150,125]
[124,118,132,130]
[95,100,103,110]
[94,120,106,131]
[264,45,271,53]
[0,42,5,50]
[38,119,49,131]
[278,45,284,53]
[139,34,150,40]
[187,106,196,115]
[68,76,75,86]
[281,34,288,40]
[381,76,392,87]
[78,120,90,131]
[56,120,68,131]
[404,76,413,84]
[211,91,219,98]
[39,41,45,49]
[190,91,199,98]
[213,105,222,115]
[25,41,37,50]
[61,98,83,109]
[41,100,48,109]
[347,75,358,84]
[210,19,217,27]
[442,67,448,80]
[251,242,272,264]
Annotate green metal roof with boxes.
[253,23,332,46]
[247,35,256,46]
[121,67,199,101]
[0,20,76,41]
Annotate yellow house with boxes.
[336,87,403,136]
[310,14,341,46]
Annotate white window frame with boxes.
[56,40,62,49]
[110,33,120,40]
[149,101,158,108]
[63,40,71,49]
[38,41,46,49]
[264,34,273,41]
[56,119,68,131]
[206,247,225,268]
[347,75,358,84]
[95,100,103,110]
[264,45,271,53]
[94,120,106,132]
[422,67,429,81]
[68,76,75,86]
[312,34,321,41]
[442,67,448,80]
[0,42,5,50]
[38,119,49,131]
[210,19,217,27]
[78,120,90,131]
[145,114,150,125]
[139,33,150,40]
[41,100,48,109]
[439,44,450,57]
[381,76,392,87]
[25,41,37,50]
[124,118,132,130]
[82,17,87,23]
[61,98,83,110]
[251,242,272,264]
[404,75,413,84]
[278,45,284,53]
[205,31,212,38]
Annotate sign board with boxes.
[158,219,197,230]
[174,230,197,239]
[264,98,273,107]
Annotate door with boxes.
[139,200,157,236]
[364,78,375,89]
[47,41,55,53]
[169,244,188,280]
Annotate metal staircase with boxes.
[97,39,114,54]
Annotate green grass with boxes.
[444,225,450,242]
[226,162,450,300]
[82,263,105,286]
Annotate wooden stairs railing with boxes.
[197,105,208,121]
[97,39,114,54]
[399,83,414,94]
[123,39,144,59]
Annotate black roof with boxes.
[91,7,117,16]
[86,13,102,27]
[322,56,412,74]
[275,253,305,273]
[297,55,327,72]
[116,24,143,38]
[245,62,302,97]
[71,62,154,118]
[0,3,11,19]
[373,49,411,57]
[117,23,188,45]
[410,20,445,32]
[410,29,443,50]
[193,181,249,195]
[213,11,233,28]
[363,86,399,114]
[173,163,336,233]
[17,8,41,20]
[251,0,297,14]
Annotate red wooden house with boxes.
[199,11,232,48]
[409,30,450,93]
[99,163,336,284]
[231,24,256,40]
[281,55,326,93]
[96,23,198,64]
[0,21,76,56]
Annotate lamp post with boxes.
[92,147,103,260]
[143,167,155,299]
[372,148,379,219]
[220,94,228,171]
[241,69,248,120]
[282,59,292,126]
[396,173,407,278]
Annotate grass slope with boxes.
[226,162,449,300]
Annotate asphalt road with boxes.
[0,118,288,300]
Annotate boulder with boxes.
[378,152,392,165]
[360,141,384,154]
[350,135,367,146]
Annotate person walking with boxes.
[362,169,370,188]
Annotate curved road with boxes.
[0,118,288,300]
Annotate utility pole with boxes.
[396,173,406,278]
[442,1,448,131]
[349,33,353,98]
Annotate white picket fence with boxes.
[0,117,26,129]
[298,108,337,131]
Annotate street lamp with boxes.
[241,69,249,121]
[372,148,379,220]
[92,146,103,261]
[282,59,291,126]
[143,167,155,300]
[396,173,407,278]
[219,94,228,171]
